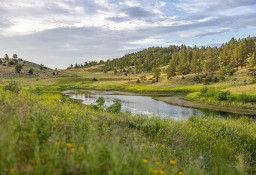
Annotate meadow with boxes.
[0,81,256,175]
[0,64,256,174]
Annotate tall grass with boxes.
[188,87,256,110]
[0,85,255,174]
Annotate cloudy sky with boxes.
[0,0,256,68]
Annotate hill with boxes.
[68,36,256,85]
[0,57,53,77]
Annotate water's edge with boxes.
[63,90,256,118]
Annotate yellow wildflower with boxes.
[79,146,85,151]
[70,147,75,153]
[142,158,148,163]
[178,169,183,175]
[66,143,73,148]
[54,141,60,146]
[155,160,161,165]
[170,159,176,165]
[153,169,159,174]
[159,168,165,175]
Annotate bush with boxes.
[237,93,256,103]
[199,88,231,101]
[8,60,15,66]
[28,68,34,74]
[200,87,209,94]
[106,100,122,113]
[15,64,22,73]
[215,91,231,101]
[3,81,21,93]
[96,97,105,107]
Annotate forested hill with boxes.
[68,36,256,78]
[102,46,176,73]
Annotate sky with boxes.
[0,0,256,69]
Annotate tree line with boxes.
[67,36,256,80]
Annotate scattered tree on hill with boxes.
[40,64,44,70]
[247,53,256,77]
[28,68,34,74]
[140,75,147,83]
[4,54,9,60]
[13,54,18,58]
[153,68,161,82]
[15,64,22,73]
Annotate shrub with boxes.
[215,91,231,101]
[8,60,15,66]
[96,97,105,107]
[106,100,122,113]
[28,68,34,74]
[3,81,21,93]
[237,93,256,103]
[15,64,22,73]
[200,87,209,94]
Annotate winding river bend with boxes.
[65,90,254,119]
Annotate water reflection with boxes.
[67,91,256,119]
[69,92,203,119]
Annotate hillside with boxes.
[0,57,79,81]
[68,36,256,86]
[0,57,53,77]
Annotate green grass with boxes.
[187,87,256,110]
[0,85,255,174]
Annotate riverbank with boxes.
[155,95,256,116]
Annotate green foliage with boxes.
[28,68,34,74]
[69,36,256,81]
[140,75,147,82]
[237,93,256,103]
[194,87,256,104]
[0,87,255,174]
[106,100,122,113]
[199,87,231,101]
[92,77,98,81]
[15,64,23,73]
[96,96,105,107]
[153,68,161,82]
[3,81,21,93]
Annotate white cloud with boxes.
[0,0,255,68]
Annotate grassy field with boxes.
[1,63,256,174]
[0,84,255,174]
[1,65,256,111]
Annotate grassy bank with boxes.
[187,87,256,111]
[0,84,256,174]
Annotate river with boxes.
[64,90,254,119]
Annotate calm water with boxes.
[67,91,205,119]
[66,91,255,119]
